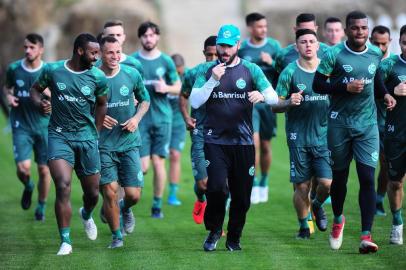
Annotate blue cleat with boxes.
[203,230,222,252]
[151,207,164,219]
[167,195,182,206]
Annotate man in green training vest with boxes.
[98,36,150,248]
[3,33,51,221]
[31,33,109,256]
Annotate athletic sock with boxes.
[253,176,259,187]
[24,180,34,191]
[392,209,403,226]
[152,197,162,209]
[307,212,313,221]
[312,198,323,208]
[376,193,385,204]
[259,174,268,187]
[36,200,46,214]
[81,208,92,220]
[361,230,370,236]
[119,199,131,214]
[112,229,123,240]
[169,183,179,198]
[299,217,309,229]
[194,183,206,202]
[334,215,343,224]
[59,227,71,244]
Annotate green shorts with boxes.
[328,124,379,170]
[384,140,406,182]
[139,120,171,158]
[48,135,100,177]
[257,103,277,140]
[12,128,48,165]
[253,106,260,133]
[289,145,332,183]
[190,128,207,182]
[100,148,144,187]
[170,123,186,152]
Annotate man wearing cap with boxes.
[190,24,279,252]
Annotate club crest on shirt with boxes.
[120,85,130,96]
[57,82,66,91]
[398,75,406,82]
[223,30,231,38]
[296,84,306,91]
[371,151,379,162]
[248,166,255,176]
[81,85,91,95]
[342,65,353,73]
[368,63,376,74]
[16,80,24,87]
[156,67,166,77]
[236,78,246,89]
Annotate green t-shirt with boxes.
[36,60,109,141]
[5,59,49,132]
[317,42,382,128]
[276,60,329,147]
[378,54,406,142]
[238,37,281,87]
[132,51,180,124]
[99,64,150,151]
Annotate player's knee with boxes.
[125,192,140,204]
[103,185,118,201]
[389,180,403,191]
[197,179,207,191]
[170,150,180,162]
[16,163,30,179]
[295,182,310,196]
[38,165,50,180]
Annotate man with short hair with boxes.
[190,24,280,251]
[98,36,150,248]
[179,35,217,224]
[3,33,51,221]
[132,21,181,218]
[323,17,345,46]
[238,12,281,204]
[31,33,109,255]
[313,11,396,253]
[275,29,331,239]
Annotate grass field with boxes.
[0,112,405,270]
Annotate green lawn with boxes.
[0,112,404,270]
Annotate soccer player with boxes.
[31,33,109,255]
[274,29,331,239]
[3,33,51,220]
[167,53,187,206]
[369,25,393,216]
[98,36,150,248]
[179,35,217,224]
[323,17,345,46]
[313,11,396,253]
[378,24,406,245]
[132,21,181,218]
[190,24,279,251]
[238,12,281,204]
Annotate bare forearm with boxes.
[165,81,181,95]
[134,101,149,122]
[179,95,190,122]
[271,98,292,112]
[95,98,107,132]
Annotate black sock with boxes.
[356,162,376,232]
[331,167,350,218]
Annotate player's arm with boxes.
[95,95,108,132]
[179,72,196,130]
[271,67,303,112]
[31,67,51,114]
[394,81,406,96]
[3,66,19,107]
[248,63,279,105]
[376,61,396,110]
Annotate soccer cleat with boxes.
[226,239,242,251]
[312,204,328,231]
[203,230,222,252]
[122,208,135,234]
[167,195,182,206]
[389,224,403,245]
[250,186,260,204]
[359,234,378,254]
[100,207,107,223]
[308,220,315,234]
[375,202,386,216]
[56,242,72,256]
[21,188,33,210]
[296,228,311,240]
[193,200,207,224]
[329,216,345,250]
[151,207,164,219]
[259,186,269,203]
[34,209,45,221]
[79,207,97,240]
[108,238,124,249]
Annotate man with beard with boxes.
[238,12,281,204]
[3,33,51,221]
[190,25,279,251]
[31,33,109,255]
[313,11,396,253]
[132,21,181,218]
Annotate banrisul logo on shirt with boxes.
[120,85,130,96]
[236,78,246,89]
[156,67,166,77]
[81,85,91,95]
[398,75,406,82]
[368,63,377,74]
[57,82,66,91]
[342,65,353,73]
[16,80,24,87]
[297,84,306,91]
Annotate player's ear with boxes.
[77,47,84,56]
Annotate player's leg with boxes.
[293,181,311,239]
[168,122,186,206]
[34,132,51,220]
[251,106,260,204]
[376,150,389,216]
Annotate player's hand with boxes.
[394,81,406,96]
[289,90,304,106]
[384,93,396,111]
[153,77,168,93]
[103,115,118,129]
[185,116,196,130]
[6,94,19,107]
[248,91,265,104]
[121,116,140,132]
[260,52,273,65]
[346,79,364,93]
[40,99,51,114]
[211,62,226,81]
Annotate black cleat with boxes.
[312,204,328,231]
[34,209,45,221]
[226,239,242,251]
[21,188,33,210]
[296,228,311,239]
[203,230,222,252]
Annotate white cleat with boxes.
[259,186,269,203]
[56,242,72,256]
[79,207,97,240]
[390,224,403,245]
[329,216,345,250]
[251,186,260,204]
